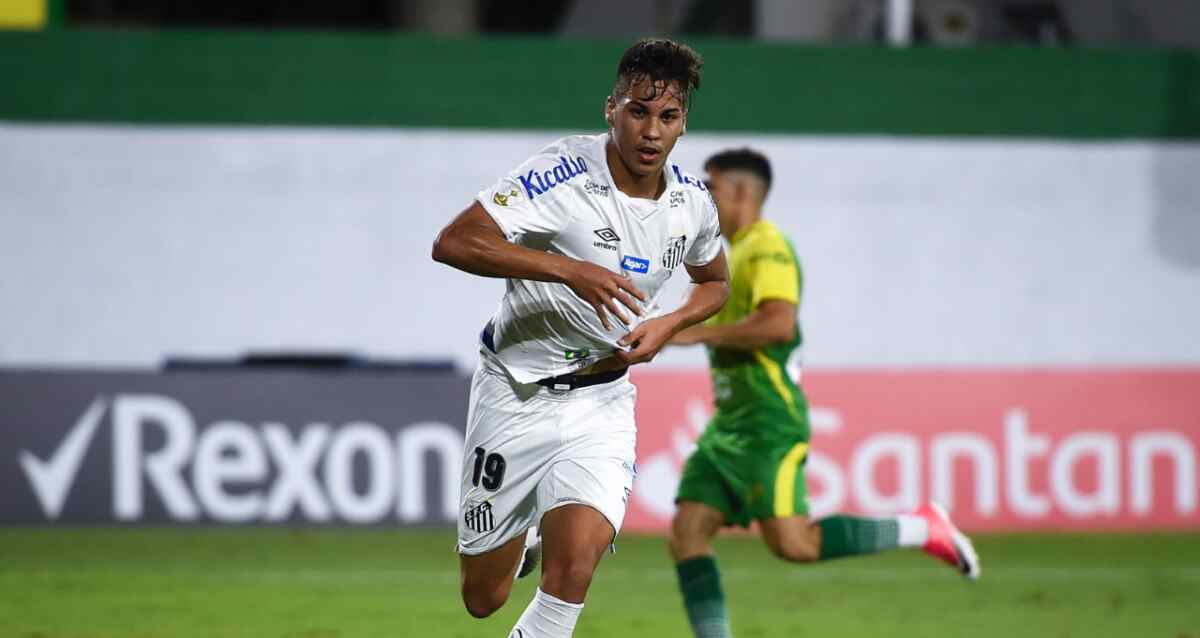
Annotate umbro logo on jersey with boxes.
[518,155,588,200]
[593,227,620,251]
[464,501,495,533]
[621,255,650,274]
[662,235,687,270]
[594,228,621,242]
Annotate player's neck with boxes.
[605,139,666,200]
[726,210,762,243]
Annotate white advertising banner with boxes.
[1,124,1198,369]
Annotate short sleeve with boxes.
[684,192,723,266]
[476,155,572,241]
[747,234,800,308]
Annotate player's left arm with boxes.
[614,251,730,366]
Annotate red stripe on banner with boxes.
[626,368,1200,533]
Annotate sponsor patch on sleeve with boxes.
[492,187,521,207]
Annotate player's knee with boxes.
[461,583,510,619]
[668,522,707,561]
[540,557,595,598]
[768,527,825,563]
[785,543,821,563]
[667,528,685,559]
[767,535,820,563]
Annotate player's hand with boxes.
[669,324,711,346]
[563,261,647,331]
[613,315,681,366]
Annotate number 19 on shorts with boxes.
[471,447,507,491]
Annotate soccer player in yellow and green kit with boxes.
[667,148,981,637]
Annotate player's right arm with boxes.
[431,202,647,330]
[671,299,795,349]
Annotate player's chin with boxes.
[628,153,666,176]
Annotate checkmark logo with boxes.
[18,397,106,519]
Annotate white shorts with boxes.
[456,351,637,556]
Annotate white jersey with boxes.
[476,133,722,383]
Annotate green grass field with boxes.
[1,528,1197,638]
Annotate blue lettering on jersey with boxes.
[518,155,588,200]
[672,164,707,191]
[621,256,650,274]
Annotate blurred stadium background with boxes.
[1,1,1198,636]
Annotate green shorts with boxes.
[675,431,810,527]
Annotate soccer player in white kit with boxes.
[431,38,730,637]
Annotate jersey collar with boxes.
[730,219,766,247]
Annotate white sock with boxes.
[896,514,929,547]
[508,588,584,638]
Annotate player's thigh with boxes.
[759,514,820,562]
[535,502,616,603]
[536,453,635,550]
[457,359,557,559]
[540,502,616,572]
[753,438,817,561]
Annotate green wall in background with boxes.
[1,30,1197,138]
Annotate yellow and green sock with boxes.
[818,514,927,560]
[676,555,732,638]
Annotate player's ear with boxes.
[604,96,616,127]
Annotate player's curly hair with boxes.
[611,38,703,111]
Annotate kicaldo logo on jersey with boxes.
[626,369,1200,532]
[18,394,462,524]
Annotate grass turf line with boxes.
[1,528,1197,638]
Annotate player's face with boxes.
[606,77,687,178]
